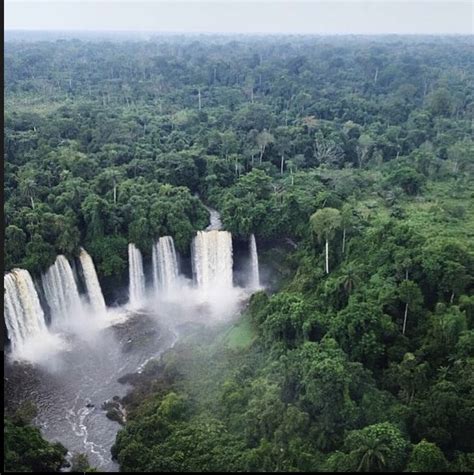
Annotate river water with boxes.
[4,284,248,472]
[4,309,178,472]
[3,207,253,472]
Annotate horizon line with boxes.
[5,29,473,35]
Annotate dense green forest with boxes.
[4,35,474,471]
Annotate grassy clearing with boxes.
[220,314,257,350]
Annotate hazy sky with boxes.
[5,0,474,34]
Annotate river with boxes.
[4,309,179,471]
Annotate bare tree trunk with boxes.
[374,67,379,84]
[198,88,202,111]
[113,183,117,204]
[250,88,254,103]
[259,146,265,164]
[30,196,35,209]
[402,303,408,335]
[280,154,284,175]
[450,291,455,303]
[325,239,329,274]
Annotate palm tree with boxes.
[354,436,390,472]
[19,172,38,209]
[310,208,342,274]
[340,264,361,295]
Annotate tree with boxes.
[289,339,362,450]
[331,301,395,369]
[421,239,473,304]
[340,203,357,255]
[356,134,374,168]
[406,440,448,472]
[260,292,308,346]
[18,169,38,209]
[94,168,124,204]
[426,88,453,117]
[398,280,423,335]
[313,135,344,168]
[256,130,275,165]
[447,140,473,175]
[71,453,97,472]
[4,417,67,472]
[385,352,428,405]
[387,166,425,195]
[5,225,27,269]
[310,208,342,274]
[274,126,294,175]
[342,422,409,472]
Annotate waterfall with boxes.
[42,255,83,326]
[4,269,49,354]
[152,236,179,293]
[79,248,106,314]
[204,206,223,231]
[128,243,146,308]
[249,234,261,289]
[192,230,233,292]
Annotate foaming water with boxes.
[79,248,107,316]
[8,331,69,366]
[5,309,175,471]
[5,218,264,471]
[152,236,180,294]
[192,230,234,294]
[42,255,84,328]
[4,268,56,359]
[249,234,261,290]
[5,276,252,471]
[128,244,145,309]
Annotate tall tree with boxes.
[310,208,342,274]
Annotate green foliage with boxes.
[87,235,128,277]
[331,301,396,369]
[4,34,473,473]
[345,422,409,472]
[406,440,448,472]
[310,207,342,243]
[70,453,98,472]
[4,417,67,472]
[387,166,426,195]
[260,292,309,346]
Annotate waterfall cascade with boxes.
[4,269,49,354]
[249,234,261,289]
[205,206,223,231]
[128,243,146,308]
[152,236,179,293]
[79,248,107,314]
[192,230,233,292]
[42,255,84,326]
